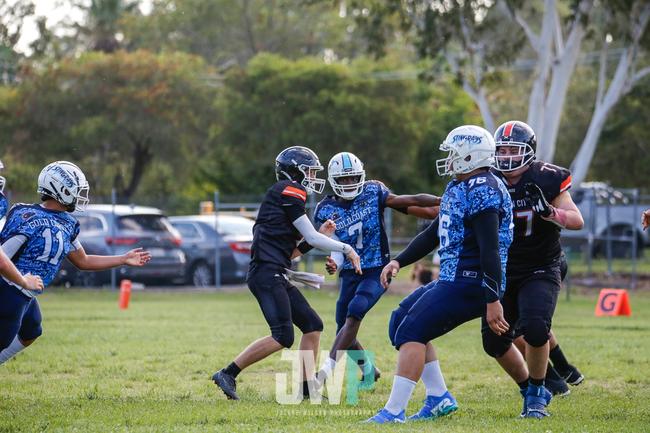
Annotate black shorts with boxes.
[247,263,322,336]
[502,266,561,340]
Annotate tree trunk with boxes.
[116,138,153,202]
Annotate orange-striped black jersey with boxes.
[493,161,572,275]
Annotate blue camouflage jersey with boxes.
[0,192,7,220]
[438,171,513,293]
[315,180,390,271]
[0,204,81,296]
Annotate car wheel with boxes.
[191,262,214,287]
[73,271,98,288]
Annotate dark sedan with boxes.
[170,214,254,286]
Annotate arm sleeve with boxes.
[471,211,502,303]
[292,215,352,254]
[1,235,27,259]
[393,218,440,267]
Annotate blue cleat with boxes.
[522,385,551,419]
[408,391,458,421]
[519,385,552,417]
[364,408,406,424]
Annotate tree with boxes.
[121,0,360,67]
[0,0,35,83]
[77,0,140,52]
[2,50,217,202]
[345,0,650,184]
[204,53,476,197]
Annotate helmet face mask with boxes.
[275,146,326,194]
[37,161,90,212]
[495,143,535,172]
[436,125,496,177]
[493,120,537,172]
[327,152,365,199]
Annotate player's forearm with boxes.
[405,206,440,219]
[472,211,503,303]
[76,254,126,271]
[0,252,29,288]
[293,215,353,254]
[390,194,441,209]
[544,206,584,230]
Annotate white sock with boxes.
[0,336,26,365]
[384,375,416,415]
[421,360,448,397]
[319,357,337,379]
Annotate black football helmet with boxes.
[275,146,326,194]
[493,121,537,172]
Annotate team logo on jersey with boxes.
[22,211,35,220]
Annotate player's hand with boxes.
[486,300,509,335]
[123,248,152,266]
[23,273,44,292]
[325,256,338,275]
[345,248,362,275]
[642,209,650,231]
[524,182,553,218]
[381,260,400,289]
[318,219,337,237]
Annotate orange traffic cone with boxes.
[119,279,132,310]
[595,288,632,316]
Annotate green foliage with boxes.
[122,0,360,66]
[1,50,217,203]
[207,54,475,197]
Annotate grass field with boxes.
[1,287,649,433]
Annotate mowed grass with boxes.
[1,287,649,433]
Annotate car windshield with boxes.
[218,217,254,236]
[118,215,171,232]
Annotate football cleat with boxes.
[212,369,239,400]
[359,367,381,391]
[544,375,570,396]
[364,408,406,424]
[519,385,552,417]
[521,385,551,419]
[408,390,458,421]
[557,364,585,386]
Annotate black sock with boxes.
[224,362,241,378]
[302,380,310,397]
[545,363,563,381]
[530,377,545,387]
[517,378,529,391]
[549,345,570,372]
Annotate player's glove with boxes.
[524,182,552,218]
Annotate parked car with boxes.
[560,182,650,257]
[54,205,186,287]
[169,214,254,286]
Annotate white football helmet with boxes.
[327,152,366,199]
[436,125,496,177]
[37,161,90,211]
[0,160,5,193]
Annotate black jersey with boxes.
[493,161,572,276]
[250,180,308,269]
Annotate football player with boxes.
[212,146,361,401]
[313,152,440,388]
[512,251,585,396]
[367,125,515,423]
[0,160,7,220]
[0,161,151,365]
[487,120,585,417]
